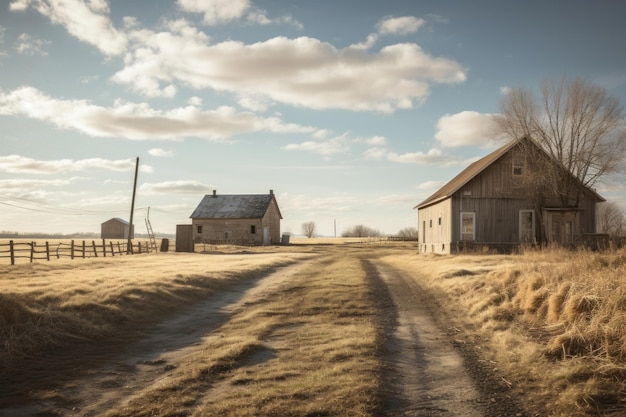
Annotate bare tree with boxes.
[597,201,625,237]
[341,224,382,238]
[396,227,419,240]
[496,76,626,208]
[301,221,317,238]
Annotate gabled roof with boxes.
[415,137,604,210]
[104,217,129,224]
[415,139,521,209]
[190,191,282,219]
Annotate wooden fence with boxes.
[0,239,156,265]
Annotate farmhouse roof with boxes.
[190,190,282,219]
[104,217,129,224]
[415,137,604,210]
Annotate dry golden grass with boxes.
[380,246,626,416]
[105,253,379,417]
[0,250,312,371]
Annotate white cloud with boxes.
[15,33,50,55]
[10,0,127,56]
[177,0,251,25]
[284,133,351,156]
[0,26,7,58]
[387,148,455,165]
[187,96,202,106]
[365,136,387,146]
[139,180,212,195]
[435,111,501,148]
[10,2,464,112]
[113,24,466,111]
[148,148,174,158]
[500,86,512,95]
[0,178,72,192]
[363,147,387,160]
[0,154,147,174]
[0,87,319,141]
[377,16,425,35]
[417,180,446,190]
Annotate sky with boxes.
[1,0,626,237]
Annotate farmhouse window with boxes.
[197,225,202,234]
[460,212,475,241]
[512,158,524,176]
[251,225,256,234]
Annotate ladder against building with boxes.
[145,207,158,253]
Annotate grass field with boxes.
[1,239,625,416]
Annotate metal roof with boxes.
[190,192,282,219]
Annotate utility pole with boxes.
[127,157,139,254]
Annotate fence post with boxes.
[117,242,122,255]
[71,240,75,259]
[45,241,50,261]
[102,239,106,257]
[10,240,14,265]
[110,241,115,256]
[137,241,141,254]
[30,241,34,263]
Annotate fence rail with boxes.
[0,239,156,265]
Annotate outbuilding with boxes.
[190,190,282,245]
[101,217,134,239]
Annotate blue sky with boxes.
[1,0,625,236]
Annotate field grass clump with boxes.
[380,246,626,416]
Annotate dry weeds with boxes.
[380,246,626,416]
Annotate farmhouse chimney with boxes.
[269,189,273,195]
[213,190,217,197]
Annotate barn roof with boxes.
[415,137,604,210]
[415,139,520,209]
[190,191,282,219]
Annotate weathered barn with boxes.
[190,190,282,245]
[101,218,134,239]
[415,137,605,254]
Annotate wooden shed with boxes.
[190,190,282,246]
[415,137,605,254]
[101,217,134,239]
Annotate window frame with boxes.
[460,212,475,241]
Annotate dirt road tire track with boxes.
[364,258,529,417]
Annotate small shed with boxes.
[190,190,282,245]
[101,218,134,239]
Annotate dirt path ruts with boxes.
[0,261,314,417]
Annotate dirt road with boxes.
[1,250,527,416]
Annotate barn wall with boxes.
[192,218,265,245]
[417,199,452,254]
[261,199,282,244]
[101,219,133,239]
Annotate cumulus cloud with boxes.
[139,180,212,195]
[177,0,251,24]
[148,148,174,158]
[284,133,351,156]
[0,178,72,192]
[435,111,502,148]
[377,16,425,35]
[15,33,50,55]
[112,29,466,111]
[387,148,456,165]
[10,2,464,112]
[0,154,150,174]
[0,87,319,141]
[10,0,127,56]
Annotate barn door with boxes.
[545,211,576,245]
[519,210,535,243]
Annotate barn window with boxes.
[513,158,524,176]
[250,225,256,234]
[429,219,432,228]
[197,225,202,234]
[461,212,475,241]
[438,216,441,226]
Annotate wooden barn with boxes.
[190,190,282,245]
[415,137,605,254]
[101,218,134,239]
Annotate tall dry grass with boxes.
[0,251,311,373]
[381,246,626,416]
